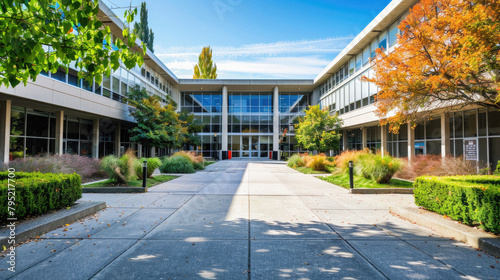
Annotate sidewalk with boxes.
[1,160,499,279]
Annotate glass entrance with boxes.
[230,135,273,158]
[241,136,259,158]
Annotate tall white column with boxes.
[408,122,415,162]
[0,100,12,163]
[138,144,143,158]
[55,111,64,155]
[222,86,228,152]
[441,112,450,159]
[92,119,99,159]
[342,130,348,151]
[273,86,279,159]
[380,125,388,156]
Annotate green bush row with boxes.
[0,172,82,220]
[414,175,500,234]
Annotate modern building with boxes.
[0,0,498,170]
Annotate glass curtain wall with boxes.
[181,92,222,157]
[228,93,273,158]
[279,93,309,158]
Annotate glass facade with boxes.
[229,93,273,158]
[10,106,56,160]
[179,91,311,158]
[319,12,409,115]
[182,92,222,157]
[64,117,93,157]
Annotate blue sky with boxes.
[106,0,392,79]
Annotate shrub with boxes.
[160,155,196,174]
[100,150,137,183]
[287,154,305,168]
[173,151,205,164]
[369,154,403,183]
[354,153,403,183]
[0,172,82,220]
[414,175,500,234]
[135,158,162,179]
[306,154,329,171]
[334,149,370,173]
[495,161,500,175]
[395,155,481,180]
[0,154,104,182]
[171,151,205,170]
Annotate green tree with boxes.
[193,46,217,79]
[294,105,343,153]
[126,87,185,150]
[0,0,145,88]
[133,2,154,52]
[178,111,204,148]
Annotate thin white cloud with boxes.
[158,36,354,79]
[156,36,353,59]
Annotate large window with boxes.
[182,92,222,157]
[9,106,56,159]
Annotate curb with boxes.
[391,207,500,258]
[82,187,147,193]
[0,201,106,249]
[350,188,414,194]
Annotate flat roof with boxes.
[178,79,315,92]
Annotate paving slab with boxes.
[10,239,137,280]
[251,240,385,280]
[144,194,193,208]
[107,193,168,208]
[313,209,397,240]
[0,238,78,277]
[144,195,249,240]
[45,207,140,239]
[92,240,249,280]
[299,195,346,209]
[349,240,467,279]
[406,240,500,279]
[92,208,176,239]
[250,196,338,239]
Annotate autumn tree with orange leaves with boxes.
[366,0,500,133]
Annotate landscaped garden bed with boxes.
[320,173,413,189]
[288,150,411,190]
[83,175,178,188]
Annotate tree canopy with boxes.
[193,46,217,79]
[294,105,343,153]
[133,2,154,52]
[366,0,500,133]
[0,0,145,88]
[126,87,204,150]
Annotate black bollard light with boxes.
[349,161,354,190]
[142,160,147,188]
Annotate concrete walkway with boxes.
[2,160,500,279]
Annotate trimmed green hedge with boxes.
[0,172,82,220]
[414,175,500,234]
